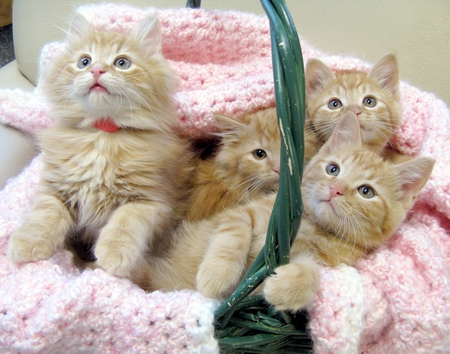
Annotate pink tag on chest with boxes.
[93,118,120,133]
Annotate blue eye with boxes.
[358,185,375,198]
[77,56,91,69]
[114,57,131,70]
[326,163,340,176]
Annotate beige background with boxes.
[8,0,450,106]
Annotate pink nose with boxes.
[329,184,343,198]
[350,107,361,116]
[91,65,106,81]
[273,167,280,175]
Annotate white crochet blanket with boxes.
[1,5,449,354]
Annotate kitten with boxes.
[185,107,280,222]
[139,112,434,312]
[7,13,193,277]
[132,107,281,289]
[304,53,402,163]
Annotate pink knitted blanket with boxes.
[1,5,449,353]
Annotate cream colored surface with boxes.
[0,0,449,189]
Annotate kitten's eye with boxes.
[363,96,377,108]
[252,149,267,160]
[114,57,132,70]
[77,56,92,69]
[326,163,340,176]
[328,99,343,110]
[358,185,375,198]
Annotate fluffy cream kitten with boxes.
[304,53,402,162]
[137,112,434,313]
[7,13,193,277]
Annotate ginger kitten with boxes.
[185,108,280,221]
[304,53,402,162]
[7,13,193,277]
[139,112,433,313]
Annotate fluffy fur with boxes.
[133,107,281,290]
[0,6,448,353]
[304,53,402,162]
[138,112,434,312]
[7,14,193,277]
[185,108,280,221]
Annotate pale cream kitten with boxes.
[185,108,280,222]
[7,13,193,277]
[304,53,402,163]
[138,112,434,313]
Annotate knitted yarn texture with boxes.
[0,5,449,354]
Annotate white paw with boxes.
[196,260,242,299]
[94,230,141,278]
[94,242,136,278]
[8,229,57,263]
[263,262,320,311]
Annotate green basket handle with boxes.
[183,0,312,351]
[213,0,312,352]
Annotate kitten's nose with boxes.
[349,106,361,116]
[91,65,106,81]
[329,184,343,198]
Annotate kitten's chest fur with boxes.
[291,219,366,267]
[39,126,187,227]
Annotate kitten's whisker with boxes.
[121,87,155,118]
[332,219,347,248]
[313,121,336,141]
[352,208,376,226]
[348,215,359,254]
[349,210,367,253]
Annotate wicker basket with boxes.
[188,0,313,352]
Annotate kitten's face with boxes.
[215,108,281,192]
[306,54,402,150]
[42,14,175,130]
[303,146,401,249]
[302,112,433,251]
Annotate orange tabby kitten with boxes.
[185,108,280,222]
[7,14,193,277]
[133,107,281,289]
[304,53,402,162]
[138,112,434,312]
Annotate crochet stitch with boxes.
[0,5,449,353]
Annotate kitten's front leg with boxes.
[263,253,320,311]
[197,194,276,299]
[94,201,172,277]
[196,213,253,299]
[8,194,73,262]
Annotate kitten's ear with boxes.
[368,53,400,100]
[305,58,335,95]
[321,112,362,153]
[68,13,94,43]
[395,157,435,204]
[213,113,245,133]
[133,15,162,56]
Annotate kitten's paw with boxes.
[8,230,57,263]
[94,234,140,278]
[196,261,242,299]
[263,263,320,311]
